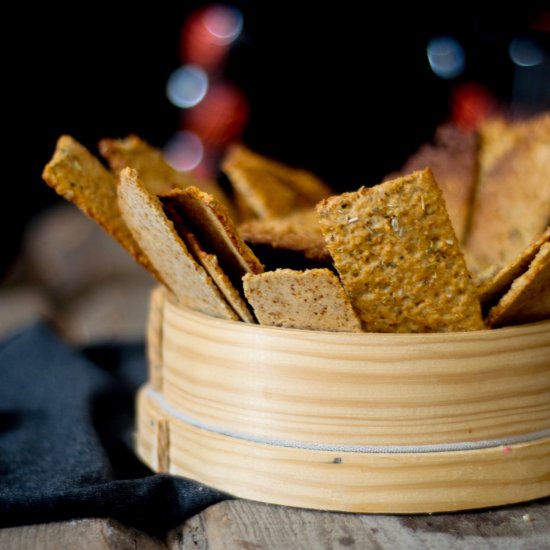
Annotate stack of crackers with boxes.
[42,112,549,334]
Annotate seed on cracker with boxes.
[243,268,362,332]
[181,230,255,323]
[486,242,550,327]
[316,168,484,333]
[464,113,550,272]
[99,134,232,212]
[161,186,263,292]
[477,227,550,308]
[42,135,157,278]
[117,167,238,320]
[239,209,330,262]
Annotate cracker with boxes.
[239,209,330,262]
[388,124,479,242]
[464,113,550,272]
[99,134,232,211]
[243,268,362,332]
[42,135,156,278]
[316,169,484,332]
[225,144,332,204]
[478,227,550,308]
[182,230,255,323]
[486,242,550,327]
[222,144,333,218]
[161,186,263,291]
[117,167,238,320]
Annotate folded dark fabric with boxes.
[0,323,227,535]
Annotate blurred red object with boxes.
[451,82,498,130]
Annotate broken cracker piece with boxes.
[243,268,362,332]
[239,209,330,262]
[182,230,255,323]
[42,135,157,278]
[161,186,263,291]
[117,167,238,320]
[478,227,550,308]
[316,169,484,333]
[486,242,550,327]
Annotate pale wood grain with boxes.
[158,299,550,446]
[137,387,550,514]
[0,518,164,549]
[147,285,165,391]
[169,498,550,550]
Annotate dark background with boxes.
[3,2,549,275]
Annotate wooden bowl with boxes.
[136,286,550,513]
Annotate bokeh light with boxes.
[509,36,545,67]
[164,131,204,172]
[427,36,465,79]
[203,5,243,45]
[166,66,209,108]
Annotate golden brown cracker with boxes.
[182,230,255,323]
[389,124,479,242]
[464,113,550,272]
[486,242,550,327]
[99,134,231,211]
[224,143,332,204]
[316,169,484,332]
[42,135,156,278]
[161,186,263,290]
[117,167,238,320]
[243,268,362,332]
[239,209,330,262]
[478,227,550,308]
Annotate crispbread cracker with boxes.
[464,113,550,272]
[388,124,478,242]
[486,242,550,327]
[182,230,255,323]
[117,167,238,320]
[99,134,232,211]
[42,135,156,277]
[239,209,330,262]
[222,162,303,218]
[243,268,362,332]
[316,169,484,332]
[225,144,332,204]
[161,186,263,291]
[478,227,550,307]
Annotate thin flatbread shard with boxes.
[243,268,362,332]
[486,242,550,327]
[464,113,550,272]
[239,209,330,262]
[478,227,550,308]
[42,135,157,278]
[117,167,238,320]
[161,186,264,291]
[182,230,255,323]
[316,169,484,333]
[387,124,478,242]
[225,144,333,204]
[99,135,232,211]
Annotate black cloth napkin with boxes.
[0,323,227,536]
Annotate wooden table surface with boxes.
[2,206,549,548]
[1,497,549,549]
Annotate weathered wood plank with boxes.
[169,498,550,550]
[0,518,165,550]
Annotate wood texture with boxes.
[159,299,550,446]
[147,286,165,391]
[0,518,163,549]
[137,387,550,514]
[171,498,550,550]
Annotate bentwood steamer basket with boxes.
[136,286,550,513]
